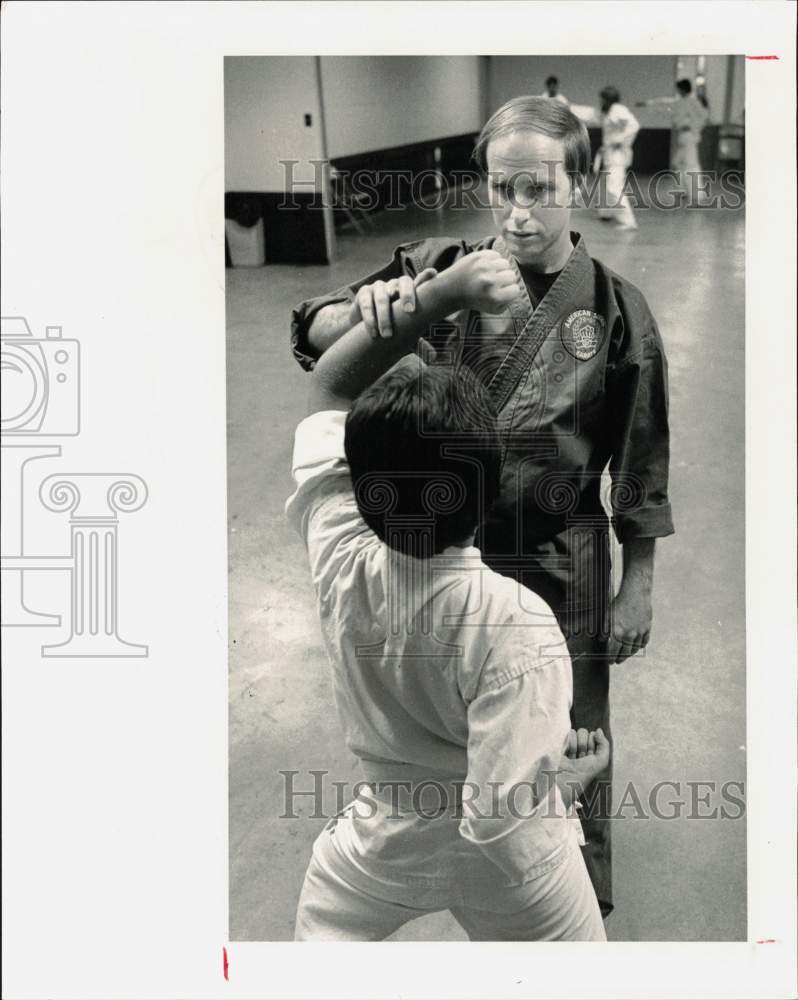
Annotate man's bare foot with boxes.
[555,728,611,809]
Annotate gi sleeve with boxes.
[690,99,709,132]
[569,103,599,125]
[290,237,471,371]
[459,639,574,884]
[607,309,675,542]
[611,104,640,146]
[285,410,375,601]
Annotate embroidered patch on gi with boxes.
[560,310,607,361]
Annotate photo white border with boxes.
[2,2,795,998]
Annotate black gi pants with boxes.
[483,517,614,917]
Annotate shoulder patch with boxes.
[560,309,607,361]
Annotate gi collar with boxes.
[486,232,593,411]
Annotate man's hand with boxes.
[607,537,656,664]
[446,249,521,314]
[607,585,652,663]
[349,268,438,339]
[556,728,611,809]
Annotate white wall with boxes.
[489,55,679,128]
[702,56,729,125]
[319,56,482,158]
[224,55,745,193]
[224,56,325,191]
[676,55,744,125]
[727,55,745,124]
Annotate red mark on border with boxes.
[746,55,779,60]
[756,938,777,944]
[223,946,229,981]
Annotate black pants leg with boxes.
[566,628,613,917]
[482,522,614,916]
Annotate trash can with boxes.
[715,125,745,171]
[225,200,265,267]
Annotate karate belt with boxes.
[359,760,466,813]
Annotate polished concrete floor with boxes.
[227,186,746,941]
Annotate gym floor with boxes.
[227,187,746,941]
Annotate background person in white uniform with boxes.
[540,74,569,105]
[571,86,640,230]
[637,79,710,204]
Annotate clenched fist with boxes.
[447,249,522,314]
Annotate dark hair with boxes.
[599,85,620,106]
[344,363,501,556]
[545,75,559,87]
[473,95,591,185]
[676,78,692,95]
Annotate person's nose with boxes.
[509,201,533,226]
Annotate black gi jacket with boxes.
[290,232,674,639]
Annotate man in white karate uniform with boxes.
[637,79,710,204]
[540,75,569,105]
[571,86,640,230]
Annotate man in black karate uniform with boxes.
[289,96,674,918]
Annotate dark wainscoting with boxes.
[224,191,329,266]
[330,132,480,215]
[701,125,745,173]
[224,126,733,266]
[330,128,674,214]
[586,126,672,175]
[587,125,742,175]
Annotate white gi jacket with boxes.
[570,101,640,172]
[286,410,576,887]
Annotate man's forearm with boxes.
[310,271,461,407]
[555,771,581,811]
[570,103,598,124]
[620,537,655,592]
[307,301,353,357]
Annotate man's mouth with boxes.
[506,230,540,240]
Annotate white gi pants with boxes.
[596,147,637,228]
[672,130,710,203]
[294,814,606,942]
